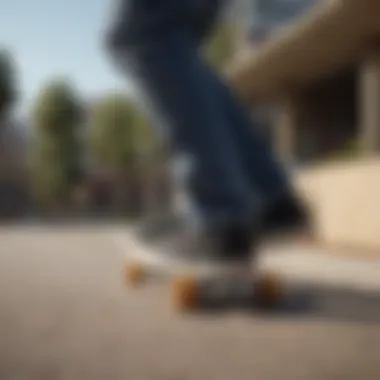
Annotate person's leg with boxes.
[190,1,309,232]
[201,69,310,231]
[188,0,288,198]
[106,0,261,259]
[124,38,261,228]
[203,69,291,200]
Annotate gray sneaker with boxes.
[132,212,258,263]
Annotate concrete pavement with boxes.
[0,224,379,380]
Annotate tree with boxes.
[30,78,83,210]
[205,20,237,72]
[89,93,157,215]
[0,49,17,120]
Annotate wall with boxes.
[296,158,380,250]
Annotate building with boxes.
[233,0,322,159]
[229,0,380,251]
[231,0,380,163]
[234,0,319,61]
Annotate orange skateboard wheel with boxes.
[172,275,199,312]
[124,261,146,286]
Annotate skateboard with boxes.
[121,234,284,312]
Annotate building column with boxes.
[274,96,300,165]
[359,50,380,153]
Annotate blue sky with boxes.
[0,0,131,116]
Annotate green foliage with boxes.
[33,78,82,134]
[340,140,364,157]
[30,156,69,205]
[88,92,159,215]
[89,93,156,171]
[205,21,236,72]
[0,49,17,118]
[30,78,83,206]
[324,139,364,163]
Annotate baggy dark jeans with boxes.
[105,0,290,229]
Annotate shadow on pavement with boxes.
[271,283,380,325]
[195,283,380,326]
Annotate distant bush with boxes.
[325,139,364,162]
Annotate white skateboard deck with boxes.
[115,228,255,279]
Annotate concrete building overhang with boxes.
[228,0,380,103]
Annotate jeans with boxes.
[106,0,290,229]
